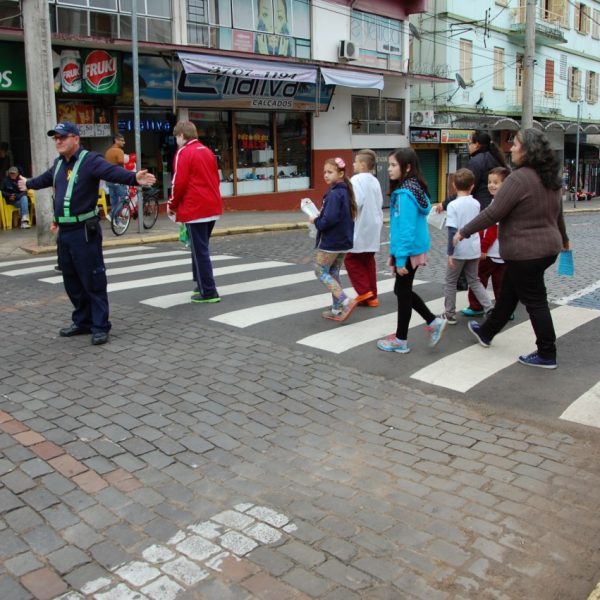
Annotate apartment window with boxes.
[187,0,311,59]
[568,66,582,100]
[493,47,504,89]
[545,59,555,95]
[350,10,402,55]
[542,0,568,27]
[351,96,405,135]
[593,9,600,38]
[575,3,590,34]
[586,71,598,103]
[459,39,473,85]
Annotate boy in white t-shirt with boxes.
[345,149,384,306]
[443,168,492,324]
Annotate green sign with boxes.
[81,49,120,95]
[0,42,27,92]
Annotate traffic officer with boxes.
[18,122,156,345]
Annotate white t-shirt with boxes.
[349,172,384,253]
[447,194,481,260]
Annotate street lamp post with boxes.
[131,0,144,233]
[574,100,582,209]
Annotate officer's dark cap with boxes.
[47,122,80,137]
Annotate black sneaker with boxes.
[191,292,221,304]
[441,312,457,325]
[59,323,90,337]
[91,332,109,345]
[467,321,491,348]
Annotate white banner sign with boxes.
[178,52,317,84]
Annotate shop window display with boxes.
[276,112,310,191]
[235,112,274,195]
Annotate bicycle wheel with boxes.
[142,197,159,229]
[110,200,131,236]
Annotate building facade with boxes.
[409,0,600,199]
[0,0,440,210]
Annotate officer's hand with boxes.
[136,170,156,186]
[17,175,27,192]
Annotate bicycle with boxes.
[110,185,160,236]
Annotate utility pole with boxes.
[522,0,537,129]
[22,0,57,247]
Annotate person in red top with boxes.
[167,121,223,303]
[463,167,510,316]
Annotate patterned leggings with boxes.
[314,251,347,308]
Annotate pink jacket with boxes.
[168,139,223,222]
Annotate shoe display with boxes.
[518,351,557,369]
[191,292,221,304]
[461,307,484,317]
[427,317,447,347]
[441,312,457,325]
[377,336,410,354]
[467,321,491,348]
[59,323,90,337]
[91,332,109,346]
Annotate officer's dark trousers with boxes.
[58,225,111,333]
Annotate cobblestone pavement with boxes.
[2,243,600,600]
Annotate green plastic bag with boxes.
[179,223,190,247]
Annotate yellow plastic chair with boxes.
[97,189,109,219]
[0,191,20,230]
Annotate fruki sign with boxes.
[83,49,120,94]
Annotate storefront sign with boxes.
[117,119,172,132]
[58,48,121,95]
[121,56,333,112]
[441,129,473,144]
[410,128,440,144]
[57,103,111,137]
[0,42,27,92]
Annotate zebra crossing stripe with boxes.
[213,278,401,329]
[297,285,454,353]
[2,250,194,277]
[553,279,600,305]
[411,305,598,393]
[143,271,317,309]
[0,245,155,270]
[105,261,292,293]
[39,255,239,285]
[560,382,600,427]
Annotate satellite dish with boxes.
[409,23,422,41]
[455,73,468,89]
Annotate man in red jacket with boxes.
[167,121,223,303]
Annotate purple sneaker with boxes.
[468,321,491,348]
[518,352,557,370]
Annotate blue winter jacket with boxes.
[314,182,354,251]
[389,178,431,268]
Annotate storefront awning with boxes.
[178,52,317,84]
[320,67,384,90]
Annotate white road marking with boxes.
[560,381,600,427]
[553,279,600,304]
[297,282,445,353]
[213,277,399,329]
[411,305,599,393]
[104,261,291,293]
[142,271,318,308]
[0,245,155,271]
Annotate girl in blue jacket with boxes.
[377,148,447,354]
[310,157,358,322]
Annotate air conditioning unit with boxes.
[339,40,359,61]
[411,110,435,126]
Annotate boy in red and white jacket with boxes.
[462,167,511,317]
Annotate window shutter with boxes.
[545,59,554,94]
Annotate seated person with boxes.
[1,166,30,228]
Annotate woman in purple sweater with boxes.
[453,129,569,369]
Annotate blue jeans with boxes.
[7,192,29,221]
[107,183,128,219]
[188,220,217,296]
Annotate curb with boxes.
[18,221,309,256]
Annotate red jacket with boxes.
[480,223,498,254]
[168,139,223,222]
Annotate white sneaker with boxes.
[20,220,30,229]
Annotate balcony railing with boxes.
[506,89,562,114]
[509,2,567,43]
